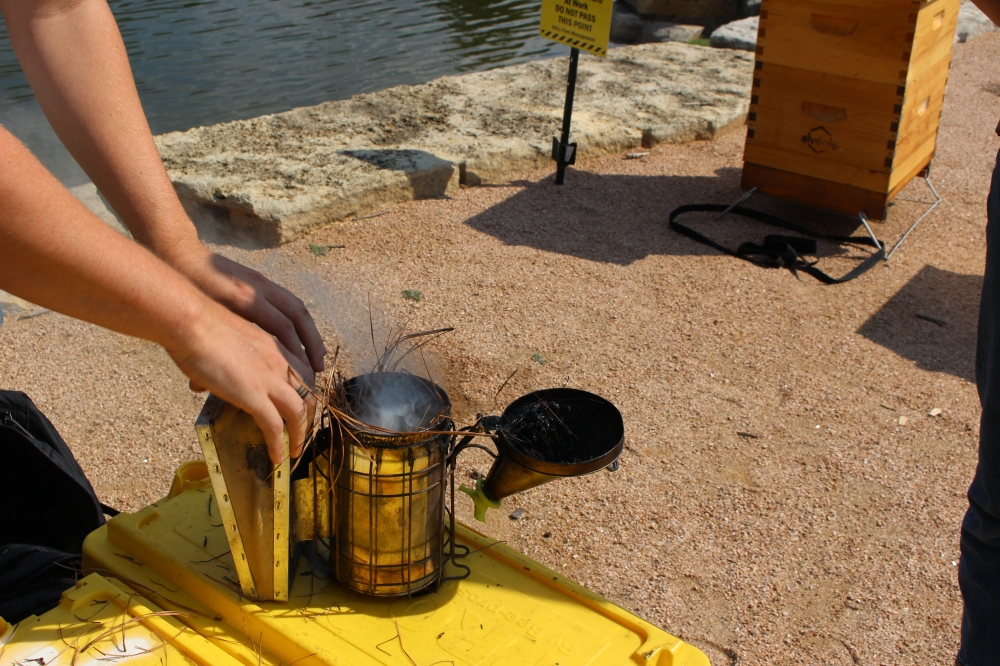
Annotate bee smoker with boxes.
[197,375,624,600]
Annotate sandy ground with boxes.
[6,35,1000,666]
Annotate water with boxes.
[0,0,564,185]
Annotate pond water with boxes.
[0,0,564,185]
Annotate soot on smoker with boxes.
[349,372,445,432]
[501,397,619,464]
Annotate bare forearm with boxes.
[0,129,206,351]
[1,0,327,372]
[0,0,199,261]
[971,0,1000,28]
[1,130,317,461]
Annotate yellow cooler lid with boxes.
[0,573,245,666]
[80,461,708,666]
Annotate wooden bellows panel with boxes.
[742,0,959,219]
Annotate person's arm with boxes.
[0,128,312,463]
[971,0,1000,29]
[0,0,326,373]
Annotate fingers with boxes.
[245,380,312,464]
[191,255,327,372]
[250,299,314,371]
[168,298,317,464]
[246,397,289,465]
[273,377,314,463]
[293,308,326,373]
[281,343,316,392]
[263,285,327,373]
[284,363,316,460]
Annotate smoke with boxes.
[348,372,445,432]
[217,248,452,431]
[223,250,397,371]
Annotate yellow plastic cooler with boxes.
[0,574,248,666]
[66,461,709,666]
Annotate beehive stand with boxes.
[740,0,958,258]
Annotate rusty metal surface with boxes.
[331,419,451,597]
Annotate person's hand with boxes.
[0,0,321,464]
[168,245,327,373]
[168,298,317,463]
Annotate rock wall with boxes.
[156,43,754,246]
[611,0,758,45]
[619,0,746,25]
[956,0,999,43]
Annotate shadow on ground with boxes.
[464,167,872,266]
[858,265,982,382]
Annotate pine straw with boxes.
[290,324,496,474]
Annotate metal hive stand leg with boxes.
[716,176,941,264]
[715,186,758,221]
[857,211,882,250]
[858,175,943,261]
[873,175,943,262]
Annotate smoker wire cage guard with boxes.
[295,372,455,597]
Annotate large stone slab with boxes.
[646,21,705,43]
[156,43,753,246]
[619,0,741,23]
[610,2,647,42]
[710,15,758,51]
[957,0,998,43]
[610,2,704,44]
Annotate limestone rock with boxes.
[610,2,646,43]
[620,0,741,23]
[710,15,758,51]
[646,22,704,43]
[611,3,703,44]
[0,290,33,320]
[956,0,998,43]
[156,43,754,246]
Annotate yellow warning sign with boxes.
[539,0,613,57]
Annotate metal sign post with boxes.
[539,0,613,185]
[553,47,580,185]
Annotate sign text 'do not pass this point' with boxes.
[540,0,613,57]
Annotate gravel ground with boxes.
[5,36,1000,665]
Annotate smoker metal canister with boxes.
[331,373,452,597]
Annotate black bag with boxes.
[0,545,81,623]
[0,391,116,622]
[669,204,886,284]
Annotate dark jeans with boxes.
[958,149,1000,666]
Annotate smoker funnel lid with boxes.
[497,388,624,476]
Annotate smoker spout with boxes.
[459,388,624,522]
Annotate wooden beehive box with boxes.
[742,0,960,219]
